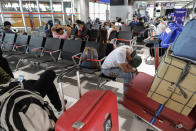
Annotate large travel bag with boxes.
[147,49,196,116]
[172,19,196,62]
[122,72,196,131]
[159,22,183,48]
[55,69,119,131]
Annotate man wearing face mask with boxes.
[2,21,14,33]
[74,20,89,40]
[51,24,71,39]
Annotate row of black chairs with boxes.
[0,32,134,89]
[1,33,114,72]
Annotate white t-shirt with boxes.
[107,28,114,39]
[156,22,167,35]
[102,45,133,69]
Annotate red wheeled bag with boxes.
[121,72,196,131]
[55,70,119,131]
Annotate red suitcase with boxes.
[55,70,119,131]
[122,72,196,131]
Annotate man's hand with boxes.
[119,63,136,73]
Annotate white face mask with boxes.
[106,26,110,30]
[76,25,79,29]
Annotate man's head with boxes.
[4,21,12,31]
[127,50,142,68]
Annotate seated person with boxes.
[74,20,89,40]
[107,22,118,40]
[2,21,14,33]
[0,57,63,112]
[115,18,122,31]
[51,24,71,39]
[101,45,142,93]
[44,20,53,37]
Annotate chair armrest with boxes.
[31,47,43,52]
[44,49,60,54]
[72,53,82,65]
[115,38,131,42]
[15,45,27,49]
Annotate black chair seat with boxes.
[79,67,100,74]
[99,73,116,81]
[27,56,54,63]
[8,51,24,56]
[47,59,74,68]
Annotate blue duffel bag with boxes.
[172,19,196,62]
[159,22,183,48]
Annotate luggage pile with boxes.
[148,19,196,115]
[147,49,196,116]
[122,19,196,131]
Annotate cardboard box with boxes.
[147,50,196,116]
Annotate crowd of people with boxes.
[0,12,179,112]
[1,10,188,130]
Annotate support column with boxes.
[0,1,4,23]
[80,0,89,22]
[71,0,75,24]
[19,0,28,33]
[61,0,65,25]
[106,3,109,20]
[36,0,42,26]
[110,0,129,22]
[124,0,129,24]
[50,0,55,25]
[192,0,196,14]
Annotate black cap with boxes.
[129,55,142,68]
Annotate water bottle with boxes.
[18,75,24,83]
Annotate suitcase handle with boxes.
[57,65,77,112]
[76,70,82,98]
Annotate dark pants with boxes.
[0,56,62,111]
[23,70,62,111]
[0,56,14,78]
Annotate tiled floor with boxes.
[12,47,161,131]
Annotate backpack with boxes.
[80,47,99,69]
[158,22,183,48]
[172,19,196,62]
[0,83,57,131]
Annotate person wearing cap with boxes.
[3,21,14,33]
[101,45,142,93]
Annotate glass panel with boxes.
[22,1,38,12]
[53,1,63,25]
[99,3,106,21]
[95,3,99,19]
[39,1,52,26]
[2,1,20,12]
[89,2,95,21]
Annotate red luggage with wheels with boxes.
[122,72,196,131]
[55,69,119,131]
[55,90,119,131]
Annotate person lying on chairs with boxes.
[0,57,63,112]
[101,45,142,93]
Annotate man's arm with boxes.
[119,63,136,73]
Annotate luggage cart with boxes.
[120,72,196,131]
